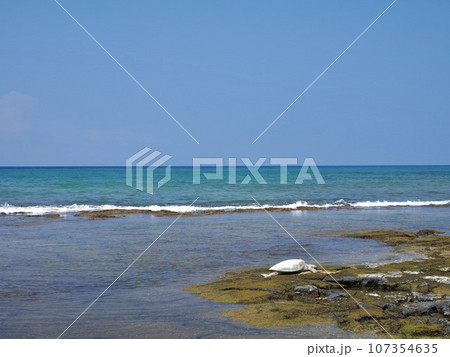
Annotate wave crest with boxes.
[1,199,450,216]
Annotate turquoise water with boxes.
[1,166,449,213]
[0,166,449,338]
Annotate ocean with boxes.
[0,166,449,338]
[1,166,450,214]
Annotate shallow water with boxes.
[0,207,448,338]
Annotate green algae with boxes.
[223,302,335,328]
[185,229,450,338]
[399,323,443,338]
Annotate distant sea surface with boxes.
[0,166,449,338]
[1,166,450,214]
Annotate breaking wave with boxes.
[1,199,450,216]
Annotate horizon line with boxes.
[1,164,450,169]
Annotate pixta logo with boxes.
[192,157,325,185]
[126,148,172,194]
[126,148,325,194]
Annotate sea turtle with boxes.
[262,259,318,278]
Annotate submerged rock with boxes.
[326,291,347,300]
[417,229,444,237]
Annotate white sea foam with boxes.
[1,199,449,216]
[350,200,450,208]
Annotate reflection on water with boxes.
[0,207,448,338]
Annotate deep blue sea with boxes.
[0,166,449,338]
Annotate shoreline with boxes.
[185,229,450,338]
[1,203,450,219]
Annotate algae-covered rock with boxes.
[185,229,450,338]
[417,282,432,294]
[324,276,390,289]
[399,323,442,338]
[417,229,444,237]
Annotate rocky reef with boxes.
[185,229,450,338]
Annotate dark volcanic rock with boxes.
[402,300,450,317]
[324,276,390,289]
[381,303,397,311]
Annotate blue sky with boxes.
[0,0,449,165]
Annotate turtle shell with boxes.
[269,259,306,273]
